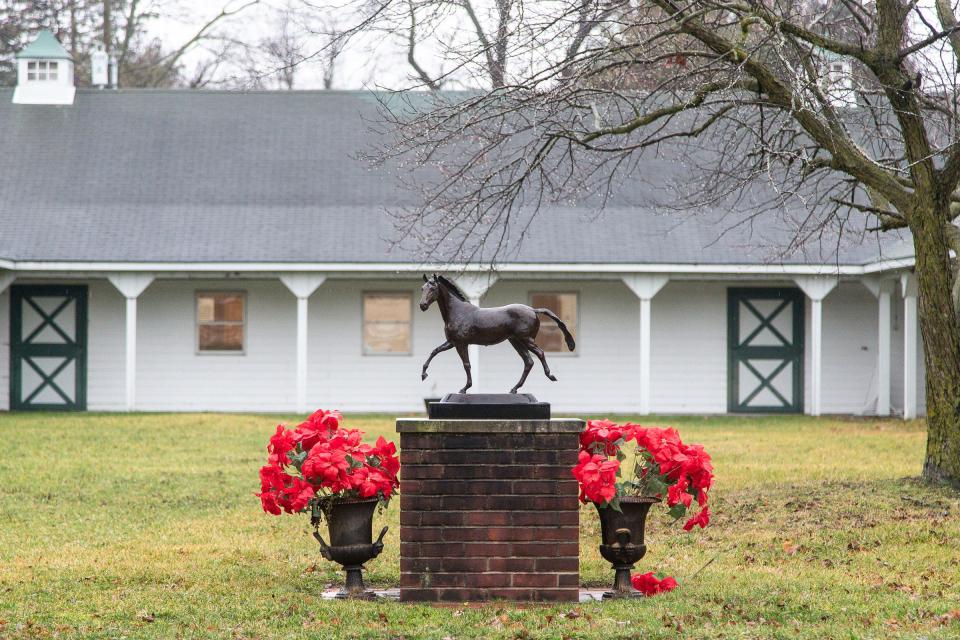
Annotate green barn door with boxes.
[10,285,88,411]
[728,288,804,413]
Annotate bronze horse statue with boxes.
[419,274,576,394]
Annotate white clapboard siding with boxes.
[482,279,640,413]
[650,281,729,414]
[86,279,126,410]
[818,282,880,414]
[132,279,298,411]
[306,279,461,412]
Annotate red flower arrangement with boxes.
[573,419,713,531]
[255,409,400,521]
[630,572,678,596]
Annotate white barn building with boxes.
[0,32,924,417]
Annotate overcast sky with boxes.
[150,0,453,90]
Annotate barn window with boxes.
[196,292,245,352]
[27,60,58,81]
[363,292,412,354]
[530,292,578,353]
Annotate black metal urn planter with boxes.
[574,419,715,598]
[254,409,400,600]
[596,496,659,598]
[312,498,389,599]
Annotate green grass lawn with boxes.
[0,412,958,639]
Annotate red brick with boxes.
[399,450,424,464]
[486,495,576,510]
[400,557,444,573]
[512,573,559,588]
[558,573,580,587]
[509,511,579,527]
[532,465,579,479]
[462,542,513,556]
[399,589,439,602]
[512,542,579,557]
[535,557,579,572]
[399,527,443,542]
[422,450,514,465]
[400,494,441,510]
[419,511,464,526]
[399,511,421,527]
[487,557,535,572]
[440,557,489,572]
[436,588,488,602]
[462,511,512,526]
[440,495,488,510]
[419,573,466,588]
[470,573,512,588]
[512,480,576,495]
[401,541,465,557]
[442,527,534,542]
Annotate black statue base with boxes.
[427,393,551,419]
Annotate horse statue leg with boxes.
[508,338,534,393]
[421,340,453,380]
[454,343,472,393]
[524,338,558,382]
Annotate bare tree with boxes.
[361,0,960,488]
[0,0,260,88]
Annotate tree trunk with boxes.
[910,201,960,488]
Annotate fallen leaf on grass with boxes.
[378,612,389,623]
[137,611,156,623]
[935,611,960,626]
[782,541,801,556]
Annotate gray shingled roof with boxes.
[0,88,914,266]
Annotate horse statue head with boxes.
[419,274,439,311]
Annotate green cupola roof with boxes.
[16,30,72,60]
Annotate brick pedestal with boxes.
[397,418,583,602]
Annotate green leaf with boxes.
[668,503,687,520]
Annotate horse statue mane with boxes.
[436,275,468,302]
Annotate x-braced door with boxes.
[728,288,804,413]
[10,285,87,411]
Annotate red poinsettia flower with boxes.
[631,572,678,596]
[301,442,352,492]
[667,479,693,508]
[292,409,343,450]
[281,477,316,513]
[571,450,620,504]
[267,424,296,466]
[683,506,711,531]
[580,419,625,456]
[257,489,282,515]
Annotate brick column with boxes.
[397,419,583,602]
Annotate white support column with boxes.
[901,273,918,419]
[108,273,155,411]
[793,276,838,416]
[877,285,892,416]
[280,274,327,413]
[622,274,669,415]
[455,273,499,392]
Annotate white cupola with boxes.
[12,30,75,105]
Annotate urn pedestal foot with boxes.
[601,563,645,599]
[333,565,378,600]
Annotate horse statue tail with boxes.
[535,309,576,351]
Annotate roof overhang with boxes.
[0,257,915,277]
